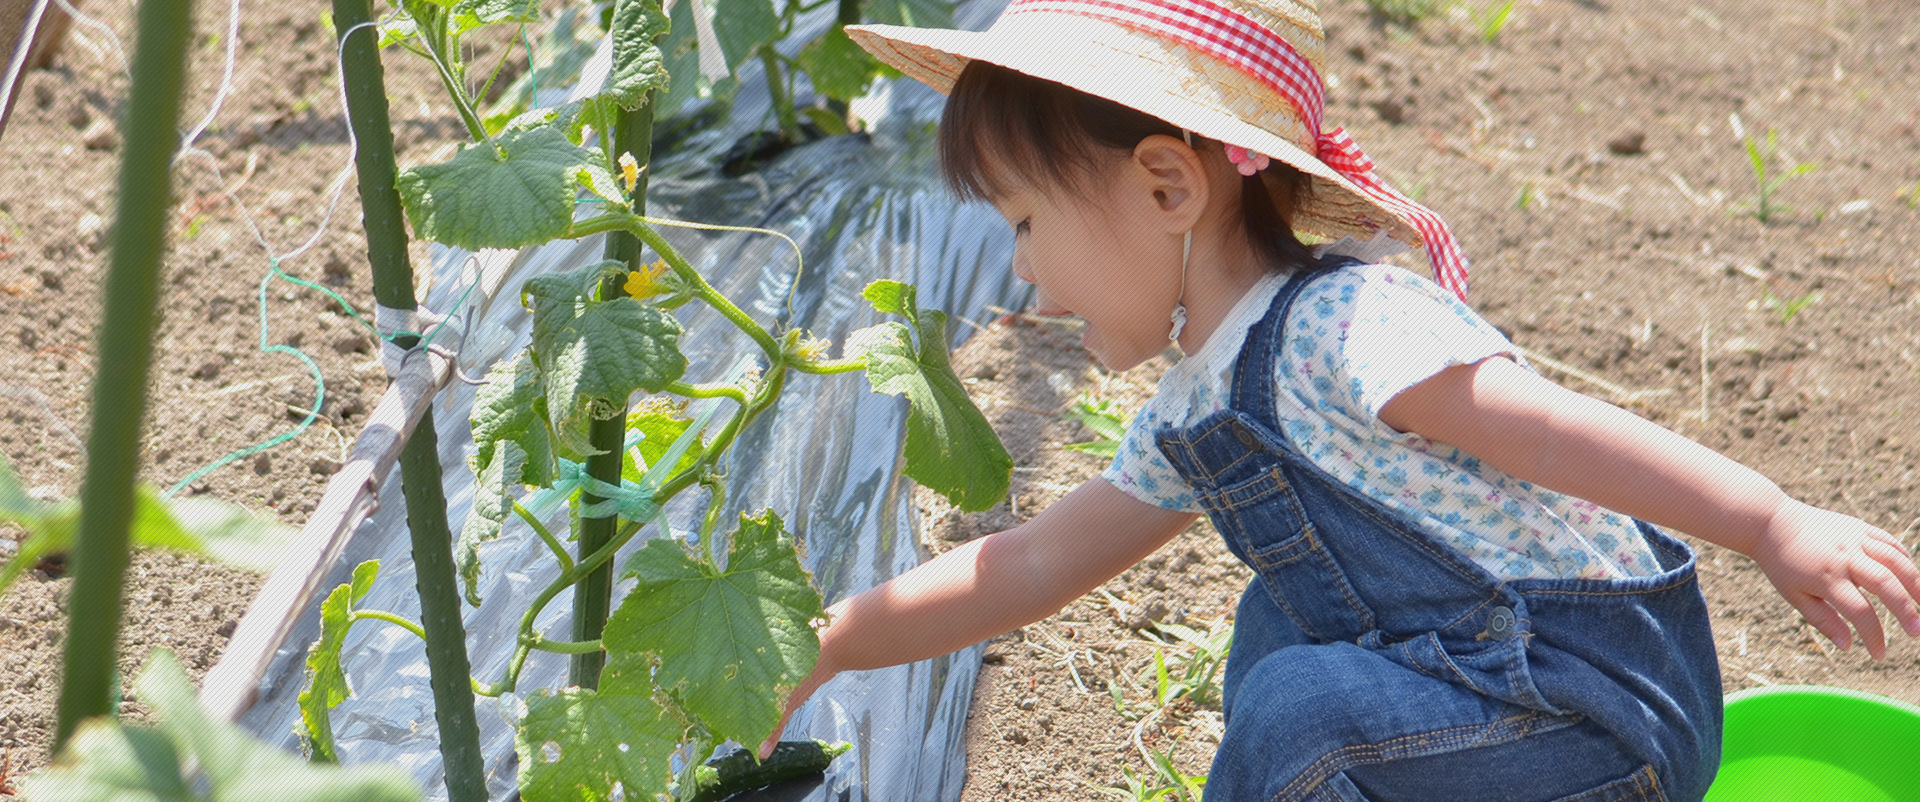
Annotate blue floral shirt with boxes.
[1103,255,1662,581]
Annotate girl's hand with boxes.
[759,610,843,760]
[1751,499,1920,660]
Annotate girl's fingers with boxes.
[1856,547,1920,638]
[1827,580,1888,660]
[1790,591,1852,653]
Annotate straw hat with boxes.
[845,0,1470,300]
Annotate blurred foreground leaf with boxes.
[26,650,419,801]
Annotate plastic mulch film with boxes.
[235,2,1026,800]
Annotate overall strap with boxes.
[1228,259,1360,433]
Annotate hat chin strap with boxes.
[1169,130,1194,346]
[1169,229,1190,345]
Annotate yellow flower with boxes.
[795,335,831,360]
[624,260,670,299]
[618,152,641,194]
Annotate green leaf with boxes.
[149,650,421,801]
[377,10,420,47]
[864,0,955,28]
[796,27,878,103]
[515,653,686,802]
[525,263,688,458]
[396,127,606,251]
[849,282,1013,512]
[449,0,538,35]
[32,651,420,801]
[138,493,294,571]
[2,483,291,600]
[23,721,192,802]
[470,349,557,486]
[300,561,380,763]
[709,0,780,72]
[0,451,44,522]
[622,399,703,485]
[0,453,64,598]
[349,559,380,604]
[605,0,671,110]
[1061,396,1128,459]
[458,440,526,605]
[0,503,75,600]
[860,279,911,317]
[604,510,823,747]
[652,0,703,119]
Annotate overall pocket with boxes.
[1205,462,1377,642]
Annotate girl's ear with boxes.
[1130,134,1209,233]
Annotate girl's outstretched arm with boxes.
[760,478,1199,758]
[1381,356,1920,660]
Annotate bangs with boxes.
[938,61,1173,203]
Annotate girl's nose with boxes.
[1010,246,1034,284]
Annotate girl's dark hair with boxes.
[939,60,1324,273]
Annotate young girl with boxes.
[763,1,1920,798]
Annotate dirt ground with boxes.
[0,0,464,791]
[2,0,1919,798]
[937,0,1920,797]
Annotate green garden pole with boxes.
[332,0,485,798]
[573,98,656,690]
[53,0,192,751]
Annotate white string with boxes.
[48,0,129,82]
[175,0,244,164]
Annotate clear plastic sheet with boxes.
[236,2,1025,799]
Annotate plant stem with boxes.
[573,214,785,363]
[666,380,750,404]
[530,637,605,654]
[416,5,490,142]
[759,45,804,143]
[54,0,191,752]
[350,610,431,641]
[790,356,868,375]
[515,500,573,573]
[333,2,485,797]
[573,99,658,690]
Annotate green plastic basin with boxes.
[1706,685,1920,802]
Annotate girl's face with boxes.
[989,165,1185,371]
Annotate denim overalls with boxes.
[1153,263,1723,801]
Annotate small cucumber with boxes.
[683,739,850,802]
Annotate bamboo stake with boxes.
[574,98,657,690]
[54,0,192,751]
[328,0,483,796]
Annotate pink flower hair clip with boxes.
[1225,144,1270,176]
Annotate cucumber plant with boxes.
[296,0,1009,800]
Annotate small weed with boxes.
[1513,181,1537,210]
[1143,620,1233,709]
[1905,176,1920,210]
[1467,0,1519,43]
[1738,129,1816,224]
[1062,393,1131,460]
[1756,288,1820,324]
[1405,176,1432,203]
[1096,749,1207,802]
[1366,0,1444,25]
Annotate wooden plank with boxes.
[199,347,454,723]
[0,0,50,142]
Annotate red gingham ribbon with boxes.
[1004,0,1470,301]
